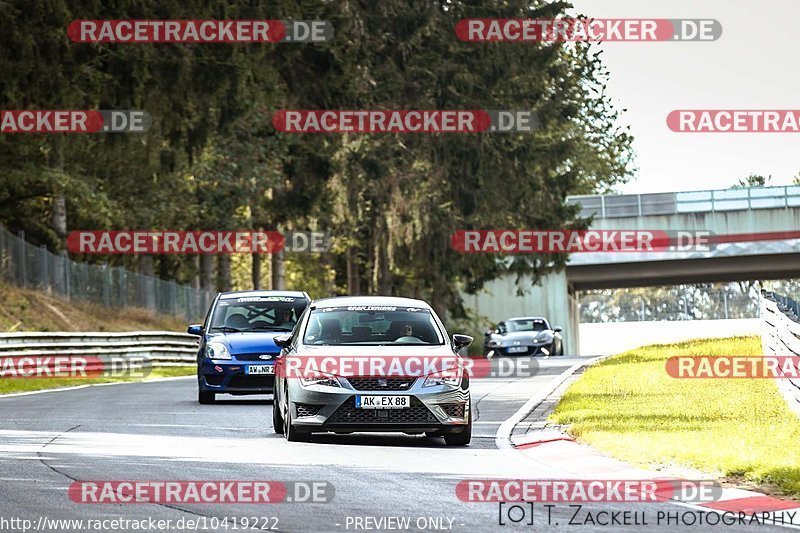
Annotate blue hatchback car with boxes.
[188,290,311,404]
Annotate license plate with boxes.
[246,365,274,375]
[355,395,410,409]
[507,346,527,353]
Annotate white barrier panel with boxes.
[760,293,800,419]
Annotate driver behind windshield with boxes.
[279,309,296,329]
[210,300,298,331]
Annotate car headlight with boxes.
[535,332,554,343]
[206,341,231,360]
[299,371,341,388]
[423,369,461,388]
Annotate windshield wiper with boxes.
[210,326,243,333]
[244,325,291,331]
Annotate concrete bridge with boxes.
[464,185,800,354]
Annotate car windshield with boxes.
[507,319,548,333]
[303,306,444,345]
[210,296,307,332]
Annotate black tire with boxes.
[272,394,284,435]
[198,390,215,404]
[444,399,472,446]
[556,341,564,356]
[283,389,309,442]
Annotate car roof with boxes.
[311,295,432,309]
[506,316,548,322]
[219,290,308,300]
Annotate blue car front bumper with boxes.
[198,359,276,395]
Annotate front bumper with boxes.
[287,377,470,434]
[487,342,553,357]
[198,359,275,394]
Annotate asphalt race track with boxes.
[0,357,789,532]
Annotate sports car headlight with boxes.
[299,371,341,388]
[535,332,554,342]
[206,341,231,360]
[423,369,461,388]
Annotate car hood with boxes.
[207,331,287,353]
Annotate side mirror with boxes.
[187,324,203,336]
[274,333,292,349]
[553,326,563,333]
[453,334,474,350]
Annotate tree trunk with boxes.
[158,255,170,280]
[430,279,449,328]
[138,255,155,311]
[271,250,285,290]
[52,194,67,241]
[192,256,200,289]
[48,138,67,244]
[265,250,273,289]
[346,247,360,295]
[139,255,154,276]
[322,253,335,297]
[252,253,262,289]
[200,254,214,289]
[375,226,392,295]
[218,254,232,291]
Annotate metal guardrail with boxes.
[0,331,199,368]
[568,185,800,219]
[760,290,800,418]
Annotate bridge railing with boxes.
[568,185,800,219]
[760,290,800,417]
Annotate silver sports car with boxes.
[483,316,563,357]
[272,296,473,445]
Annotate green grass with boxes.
[550,336,800,498]
[0,366,195,395]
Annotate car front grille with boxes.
[438,403,466,418]
[296,403,323,417]
[346,377,416,391]
[327,397,437,424]
[228,375,275,389]
[235,353,279,362]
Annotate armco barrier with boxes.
[760,290,800,417]
[0,331,199,368]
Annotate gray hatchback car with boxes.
[272,296,473,445]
